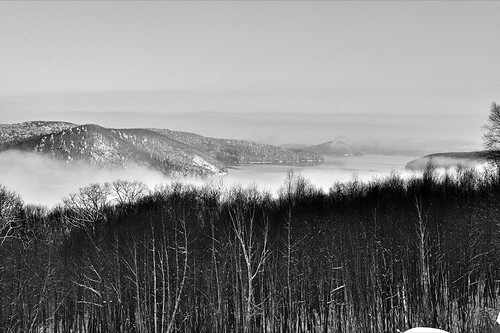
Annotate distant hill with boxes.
[297,141,363,157]
[0,121,323,176]
[283,139,469,157]
[1,123,226,176]
[405,151,486,171]
[280,143,308,150]
[0,121,75,147]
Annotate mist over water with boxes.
[0,152,419,207]
[213,155,417,194]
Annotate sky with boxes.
[1,1,499,151]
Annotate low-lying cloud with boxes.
[406,156,484,171]
[0,152,422,207]
[0,151,168,207]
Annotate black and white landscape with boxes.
[1,2,500,333]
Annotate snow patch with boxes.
[192,155,224,174]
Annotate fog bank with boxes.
[3,152,478,207]
[0,151,168,207]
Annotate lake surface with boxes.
[212,154,419,194]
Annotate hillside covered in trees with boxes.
[0,121,323,178]
[1,166,500,333]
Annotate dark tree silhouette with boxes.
[1,168,500,332]
[483,102,500,163]
[0,185,22,245]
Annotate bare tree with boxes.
[227,186,270,333]
[278,169,313,331]
[0,185,22,245]
[62,183,111,238]
[414,197,432,326]
[483,102,500,163]
[110,180,148,208]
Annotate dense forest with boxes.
[1,165,500,332]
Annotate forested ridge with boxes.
[0,121,323,178]
[1,167,500,333]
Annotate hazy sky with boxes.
[1,1,499,150]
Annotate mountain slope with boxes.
[150,128,323,165]
[0,121,323,176]
[0,121,75,148]
[1,123,226,176]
